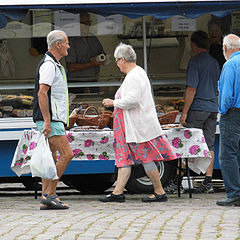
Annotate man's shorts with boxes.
[35,121,65,138]
[186,110,217,151]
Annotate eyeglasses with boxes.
[115,58,121,63]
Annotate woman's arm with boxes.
[114,75,141,110]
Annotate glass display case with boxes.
[0,9,232,139]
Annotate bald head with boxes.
[223,34,240,60]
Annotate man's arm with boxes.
[66,57,102,72]
[180,86,196,126]
[38,84,51,138]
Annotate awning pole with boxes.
[142,16,147,73]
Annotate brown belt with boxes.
[230,108,240,111]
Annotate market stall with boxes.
[0,0,238,189]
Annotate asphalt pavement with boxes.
[0,183,239,240]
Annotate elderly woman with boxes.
[99,43,177,203]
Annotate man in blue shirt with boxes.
[165,31,220,195]
[216,34,240,206]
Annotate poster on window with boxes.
[97,14,123,35]
[54,10,80,36]
[231,11,240,34]
[5,21,31,38]
[32,10,52,37]
[171,16,196,32]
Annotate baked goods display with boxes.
[161,124,184,130]
[168,99,184,112]
[71,126,100,131]
[0,95,33,118]
[156,104,179,125]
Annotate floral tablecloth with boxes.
[11,128,211,176]
[164,128,212,174]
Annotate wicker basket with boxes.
[67,104,90,130]
[76,106,110,129]
[158,110,179,125]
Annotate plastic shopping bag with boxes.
[29,134,58,180]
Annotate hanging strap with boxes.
[59,65,69,126]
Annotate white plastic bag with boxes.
[30,134,58,180]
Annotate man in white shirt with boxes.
[33,30,74,210]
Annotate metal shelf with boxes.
[118,34,188,39]
[0,79,185,90]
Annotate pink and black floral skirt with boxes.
[113,105,177,168]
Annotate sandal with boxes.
[40,194,69,210]
[40,194,51,210]
[40,201,52,210]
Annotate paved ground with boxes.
[0,183,239,240]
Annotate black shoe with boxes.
[164,175,185,194]
[234,201,240,207]
[216,196,240,206]
[99,193,125,203]
[141,193,168,203]
[195,181,214,194]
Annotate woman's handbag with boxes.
[29,134,58,180]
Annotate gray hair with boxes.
[114,43,136,62]
[223,34,240,50]
[47,30,66,49]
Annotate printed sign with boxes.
[171,16,196,31]
[231,11,240,33]
[97,14,123,35]
[54,10,80,36]
[32,10,52,37]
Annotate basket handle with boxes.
[156,104,166,113]
[83,106,99,117]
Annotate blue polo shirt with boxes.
[186,52,220,112]
[218,51,240,114]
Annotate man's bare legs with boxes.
[41,146,57,196]
[41,135,74,205]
